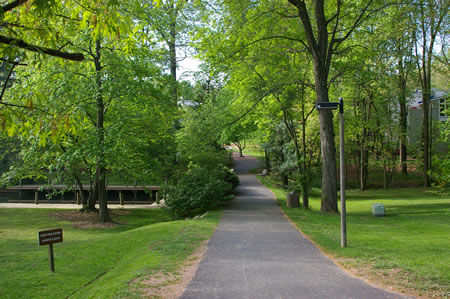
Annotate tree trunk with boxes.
[398,56,408,175]
[169,34,177,104]
[415,0,446,187]
[309,1,339,213]
[168,0,178,105]
[360,148,368,191]
[316,74,338,213]
[282,174,289,187]
[353,155,360,187]
[302,187,309,209]
[422,91,430,186]
[318,109,338,212]
[74,174,87,211]
[87,175,97,211]
[264,148,271,171]
[234,141,245,157]
[287,0,381,214]
[94,38,111,222]
[360,101,369,192]
[97,167,110,222]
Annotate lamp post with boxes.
[316,97,346,248]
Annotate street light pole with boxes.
[339,97,346,248]
[316,98,346,248]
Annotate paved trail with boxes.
[181,154,407,299]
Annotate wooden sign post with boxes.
[38,228,63,272]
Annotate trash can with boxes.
[286,191,299,208]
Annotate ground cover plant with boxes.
[259,175,450,298]
[0,208,221,298]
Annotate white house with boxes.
[408,88,448,153]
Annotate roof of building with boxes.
[410,88,448,109]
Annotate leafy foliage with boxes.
[163,163,237,219]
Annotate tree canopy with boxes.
[0,0,448,221]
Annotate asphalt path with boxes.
[181,154,408,299]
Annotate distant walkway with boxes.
[181,153,407,298]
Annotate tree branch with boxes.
[0,101,52,114]
[288,0,318,54]
[225,90,273,128]
[1,0,27,13]
[0,35,85,61]
[0,62,16,101]
[332,0,383,45]
[327,70,345,88]
[305,106,315,122]
[230,35,310,58]
[326,0,342,71]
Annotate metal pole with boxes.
[339,98,347,248]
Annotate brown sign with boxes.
[38,228,63,246]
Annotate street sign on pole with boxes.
[315,102,340,110]
[38,228,63,272]
[338,98,346,248]
[316,98,347,248]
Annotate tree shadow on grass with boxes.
[349,202,449,218]
[345,189,447,202]
[386,203,450,216]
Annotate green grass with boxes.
[259,176,450,297]
[346,160,425,189]
[242,145,265,160]
[229,144,265,161]
[0,208,222,298]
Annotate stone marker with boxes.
[372,203,385,217]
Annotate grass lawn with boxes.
[260,176,450,298]
[241,145,265,160]
[230,144,265,161]
[0,208,222,298]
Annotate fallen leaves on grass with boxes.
[336,257,447,299]
[130,241,208,298]
[50,210,129,229]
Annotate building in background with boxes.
[408,88,448,153]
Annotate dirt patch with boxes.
[50,210,129,229]
[131,241,208,298]
[334,257,447,299]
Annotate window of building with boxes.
[440,97,448,121]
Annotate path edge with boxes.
[260,179,411,299]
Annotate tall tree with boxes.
[2,31,174,221]
[130,0,194,104]
[383,5,416,175]
[412,0,448,186]
[286,0,384,212]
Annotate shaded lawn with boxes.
[0,208,221,298]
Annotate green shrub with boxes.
[430,152,450,189]
[163,164,239,219]
[223,166,240,190]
